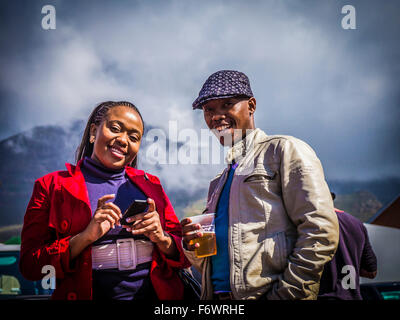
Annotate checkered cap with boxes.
[192,70,253,110]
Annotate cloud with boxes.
[0,0,399,183]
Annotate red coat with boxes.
[19,160,190,300]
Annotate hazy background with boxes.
[0,0,399,227]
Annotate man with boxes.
[181,70,339,300]
[318,193,377,300]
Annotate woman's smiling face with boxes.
[90,105,144,170]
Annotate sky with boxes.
[0,0,399,183]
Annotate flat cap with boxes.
[192,70,253,110]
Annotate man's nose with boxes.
[211,113,226,122]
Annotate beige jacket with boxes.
[184,128,339,300]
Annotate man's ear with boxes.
[248,97,256,115]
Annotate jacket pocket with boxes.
[263,231,286,272]
[242,231,287,289]
[243,169,276,183]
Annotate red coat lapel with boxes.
[62,160,91,209]
[125,167,165,226]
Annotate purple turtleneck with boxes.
[80,156,148,244]
[80,157,156,300]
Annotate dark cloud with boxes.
[0,0,399,183]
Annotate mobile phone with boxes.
[120,199,149,225]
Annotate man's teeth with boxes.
[216,125,231,131]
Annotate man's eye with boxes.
[129,135,139,142]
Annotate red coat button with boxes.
[61,220,69,232]
[67,292,77,300]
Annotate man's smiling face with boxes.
[202,97,256,146]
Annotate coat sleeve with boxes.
[266,138,339,300]
[19,178,76,282]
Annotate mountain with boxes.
[333,190,383,222]
[327,179,400,211]
[0,120,209,229]
[0,122,399,241]
[0,122,82,227]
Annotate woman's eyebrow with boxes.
[108,119,141,134]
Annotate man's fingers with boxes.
[183,235,200,251]
[182,223,201,235]
[185,243,199,251]
[183,231,203,243]
[180,218,192,227]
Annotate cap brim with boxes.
[192,94,250,110]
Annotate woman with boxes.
[19,101,190,300]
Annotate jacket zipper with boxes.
[229,164,239,299]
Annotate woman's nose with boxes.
[115,132,128,145]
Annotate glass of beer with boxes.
[187,213,217,258]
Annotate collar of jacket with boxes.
[225,128,262,165]
[63,160,159,207]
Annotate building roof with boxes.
[368,194,400,229]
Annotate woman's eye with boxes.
[110,126,120,133]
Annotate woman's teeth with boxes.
[110,147,125,158]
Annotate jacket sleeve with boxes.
[266,138,339,300]
[182,247,206,273]
[19,178,76,282]
[157,184,191,269]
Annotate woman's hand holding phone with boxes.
[122,198,178,259]
[83,194,122,243]
[122,198,167,244]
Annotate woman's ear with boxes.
[89,123,97,143]
[248,97,256,115]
